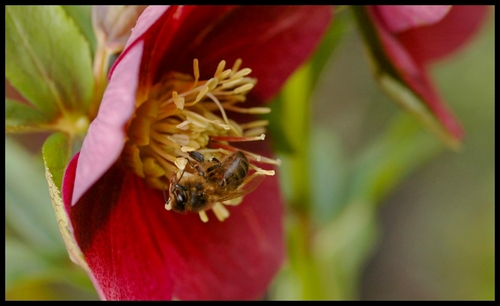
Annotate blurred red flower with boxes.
[366,5,489,144]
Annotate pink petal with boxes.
[376,5,451,33]
[72,40,144,205]
[63,142,284,300]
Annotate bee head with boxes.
[168,183,188,213]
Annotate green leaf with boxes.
[42,132,72,190]
[273,64,314,212]
[5,99,54,133]
[62,5,96,56]
[5,5,94,119]
[5,136,66,256]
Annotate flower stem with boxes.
[89,41,112,121]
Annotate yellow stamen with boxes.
[199,211,209,223]
[214,60,226,77]
[192,59,200,88]
[212,202,230,221]
[231,58,242,74]
[172,91,184,109]
[244,128,267,137]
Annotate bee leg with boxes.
[162,185,168,203]
[193,164,206,178]
[206,161,223,183]
[189,151,205,163]
[206,163,221,175]
[187,151,208,177]
[184,159,205,177]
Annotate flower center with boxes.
[122,59,279,222]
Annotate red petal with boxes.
[394,5,490,64]
[72,40,144,205]
[187,6,333,101]
[122,6,237,89]
[63,144,284,300]
[141,5,333,101]
[368,6,477,140]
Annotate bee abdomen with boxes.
[221,151,249,188]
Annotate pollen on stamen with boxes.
[180,146,197,153]
[174,157,188,171]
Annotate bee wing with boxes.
[213,171,267,204]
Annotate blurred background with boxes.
[5,6,494,300]
[308,7,494,300]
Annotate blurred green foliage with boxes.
[268,7,494,300]
[5,137,99,300]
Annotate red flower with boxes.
[62,6,332,300]
[364,5,489,145]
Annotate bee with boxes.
[165,150,265,214]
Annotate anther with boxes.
[230,68,252,80]
[214,60,226,77]
[233,83,254,94]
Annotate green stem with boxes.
[89,41,112,121]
